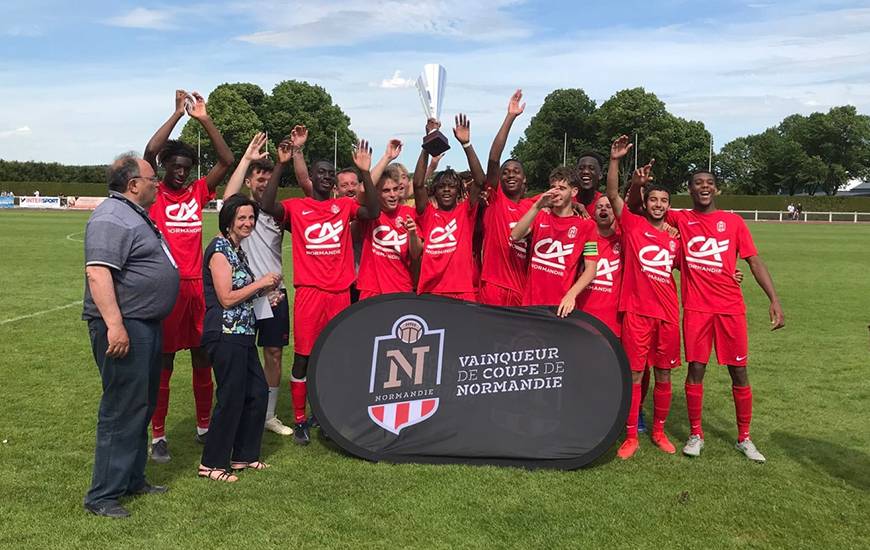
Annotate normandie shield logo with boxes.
[368,315,444,435]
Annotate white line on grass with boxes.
[66,231,84,243]
[0,301,83,325]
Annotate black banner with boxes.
[308,294,630,469]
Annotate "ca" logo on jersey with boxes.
[304,221,344,250]
[531,238,574,271]
[373,225,408,255]
[164,198,201,227]
[592,258,620,286]
[639,245,674,278]
[686,236,730,268]
[427,219,458,250]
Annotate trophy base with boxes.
[422,130,451,157]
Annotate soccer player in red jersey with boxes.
[576,195,623,336]
[631,170,785,462]
[356,163,423,299]
[414,115,485,301]
[260,138,379,444]
[145,90,235,463]
[510,167,598,315]
[477,90,539,307]
[575,152,605,215]
[607,135,681,459]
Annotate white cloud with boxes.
[105,7,176,30]
[377,70,416,89]
[234,0,530,48]
[0,126,32,138]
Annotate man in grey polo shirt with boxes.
[82,154,179,518]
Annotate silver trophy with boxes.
[416,64,450,156]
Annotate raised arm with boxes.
[144,89,189,169]
[371,139,403,190]
[745,255,785,330]
[352,140,381,220]
[485,89,525,190]
[510,190,556,241]
[607,135,633,218]
[223,132,268,200]
[413,120,438,215]
[261,138,292,220]
[289,125,312,197]
[187,92,235,192]
[453,113,484,206]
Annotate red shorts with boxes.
[293,286,350,356]
[620,312,680,372]
[478,281,523,307]
[162,278,205,353]
[683,310,748,367]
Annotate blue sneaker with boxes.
[638,410,647,433]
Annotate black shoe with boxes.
[84,501,130,519]
[293,422,310,446]
[127,482,169,496]
[195,431,208,445]
[150,439,171,464]
[307,415,320,430]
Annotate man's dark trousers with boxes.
[84,319,162,507]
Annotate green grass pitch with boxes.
[1,210,868,549]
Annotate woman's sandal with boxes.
[230,461,270,471]
[198,466,239,483]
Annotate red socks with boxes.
[685,382,704,437]
[151,367,173,438]
[625,383,642,439]
[291,379,308,424]
[652,381,672,434]
[732,385,753,442]
[192,367,213,430]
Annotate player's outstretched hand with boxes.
[187,92,208,120]
[175,89,191,115]
[276,138,293,164]
[572,203,591,219]
[385,139,403,161]
[556,294,576,318]
[453,114,471,145]
[770,301,785,331]
[290,125,308,149]
[106,323,130,359]
[631,159,655,188]
[352,139,373,172]
[508,89,525,117]
[244,132,269,162]
[426,118,441,134]
[662,221,680,239]
[610,135,633,160]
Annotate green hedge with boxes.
[0,182,305,201]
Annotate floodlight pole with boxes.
[634,133,638,170]
[708,134,713,171]
[563,132,567,166]
[197,129,201,180]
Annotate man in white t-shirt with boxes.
[223,133,293,435]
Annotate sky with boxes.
[2,0,869,170]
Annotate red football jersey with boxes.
[356,205,417,295]
[281,197,359,291]
[149,177,214,279]
[480,184,536,293]
[617,209,680,323]
[576,230,622,333]
[522,211,598,306]
[574,190,603,216]
[667,209,758,314]
[417,201,478,294]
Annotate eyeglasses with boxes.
[131,175,159,184]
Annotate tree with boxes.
[262,80,357,180]
[717,137,760,194]
[511,89,597,187]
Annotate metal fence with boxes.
[730,210,870,223]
